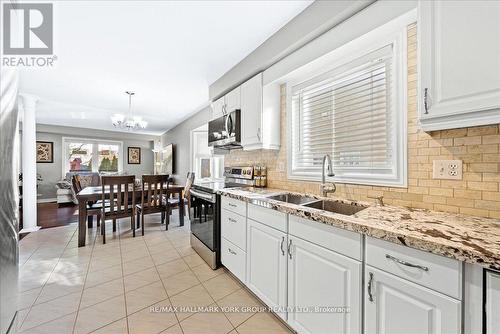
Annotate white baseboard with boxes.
[19,226,41,233]
[37,198,57,203]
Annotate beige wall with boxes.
[225,23,500,219]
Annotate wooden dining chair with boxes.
[100,175,136,244]
[72,175,102,228]
[165,172,194,225]
[136,174,170,236]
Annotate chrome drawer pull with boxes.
[228,203,237,208]
[385,254,429,271]
[228,248,237,255]
[228,218,237,223]
[368,272,374,302]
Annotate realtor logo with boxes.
[2,3,53,55]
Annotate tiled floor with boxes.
[17,213,293,334]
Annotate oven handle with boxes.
[190,189,216,203]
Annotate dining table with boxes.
[77,184,185,247]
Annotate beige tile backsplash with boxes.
[225,23,500,219]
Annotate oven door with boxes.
[190,189,217,252]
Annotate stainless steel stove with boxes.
[189,167,254,269]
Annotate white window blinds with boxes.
[290,45,399,182]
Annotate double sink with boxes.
[265,193,367,216]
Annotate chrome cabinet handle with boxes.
[385,254,429,271]
[368,272,374,302]
[423,88,429,114]
[280,237,285,256]
[257,127,261,141]
[287,239,292,259]
[228,217,237,223]
[228,203,237,208]
[228,248,237,255]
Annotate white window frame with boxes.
[285,12,412,188]
[62,137,124,176]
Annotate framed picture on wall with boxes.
[36,141,53,163]
[128,147,141,164]
[160,144,174,175]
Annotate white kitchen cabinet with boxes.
[210,96,225,120]
[240,73,280,150]
[246,219,288,320]
[287,235,362,334]
[225,86,241,113]
[418,0,500,131]
[485,269,500,334]
[365,266,461,334]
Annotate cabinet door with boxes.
[365,266,461,334]
[287,236,362,334]
[485,270,500,334]
[211,97,225,120]
[225,86,241,112]
[241,73,263,148]
[246,219,287,320]
[419,0,500,130]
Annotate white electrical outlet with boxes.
[432,160,463,180]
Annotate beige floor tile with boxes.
[17,287,41,310]
[80,278,124,308]
[122,255,155,276]
[89,255,122,272]
[20,312,76,334]
[121,248,151,263]
[85,264,123,288]
[147,241,175,254]
[74,295,126,334]
[236,312,292,334]
[169,284,215,321]
[203,272,241,301]
[162,270,200,296]
[124,267,160,292]
[217,288,263,327]
[179,304,233,334]
[92,317,128,334]
[175,244,197,257]
[20,291,81,331]
[151,250,181,266]
[182,253,205,268]
[128,299,177,334]
[160,323,184,334]
[36,274,85,304]
[156,258,189,278]
[191,263,225,282]
[126,281,168,314]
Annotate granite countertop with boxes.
[218,187,500,270]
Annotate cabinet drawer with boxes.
[221,237,246,283]
[247,203,287,232]
[366,237,462,299]
[221,209,246,250]
[289,215,362,261]
[221,197,246,216]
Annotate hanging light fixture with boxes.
[111,91,147,130]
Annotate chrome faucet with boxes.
[320,154,336,197]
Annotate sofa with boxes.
[56,172,100,206]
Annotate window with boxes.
[288,42,406,187]
[63,138,123,175]
[190,125,224,180]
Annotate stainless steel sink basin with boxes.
[304,200,367,216]
[265,193,318,205]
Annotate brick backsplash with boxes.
[225,23,500,219]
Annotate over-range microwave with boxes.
[208,109,241,149]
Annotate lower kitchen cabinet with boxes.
[485,269,500,333]
[246,219,288,320]
[364,266,461,334]
[287,235,362,334]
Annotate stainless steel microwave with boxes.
[208,109,241,148]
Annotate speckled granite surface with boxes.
[218,187,500,270]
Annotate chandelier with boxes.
[111,91,147,130]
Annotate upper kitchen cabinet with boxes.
[210,87,241,120]
[418,0,500,131]
[241,73,280,150]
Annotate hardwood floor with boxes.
[37,202,78,228]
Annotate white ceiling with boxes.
[19,0,312,135]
